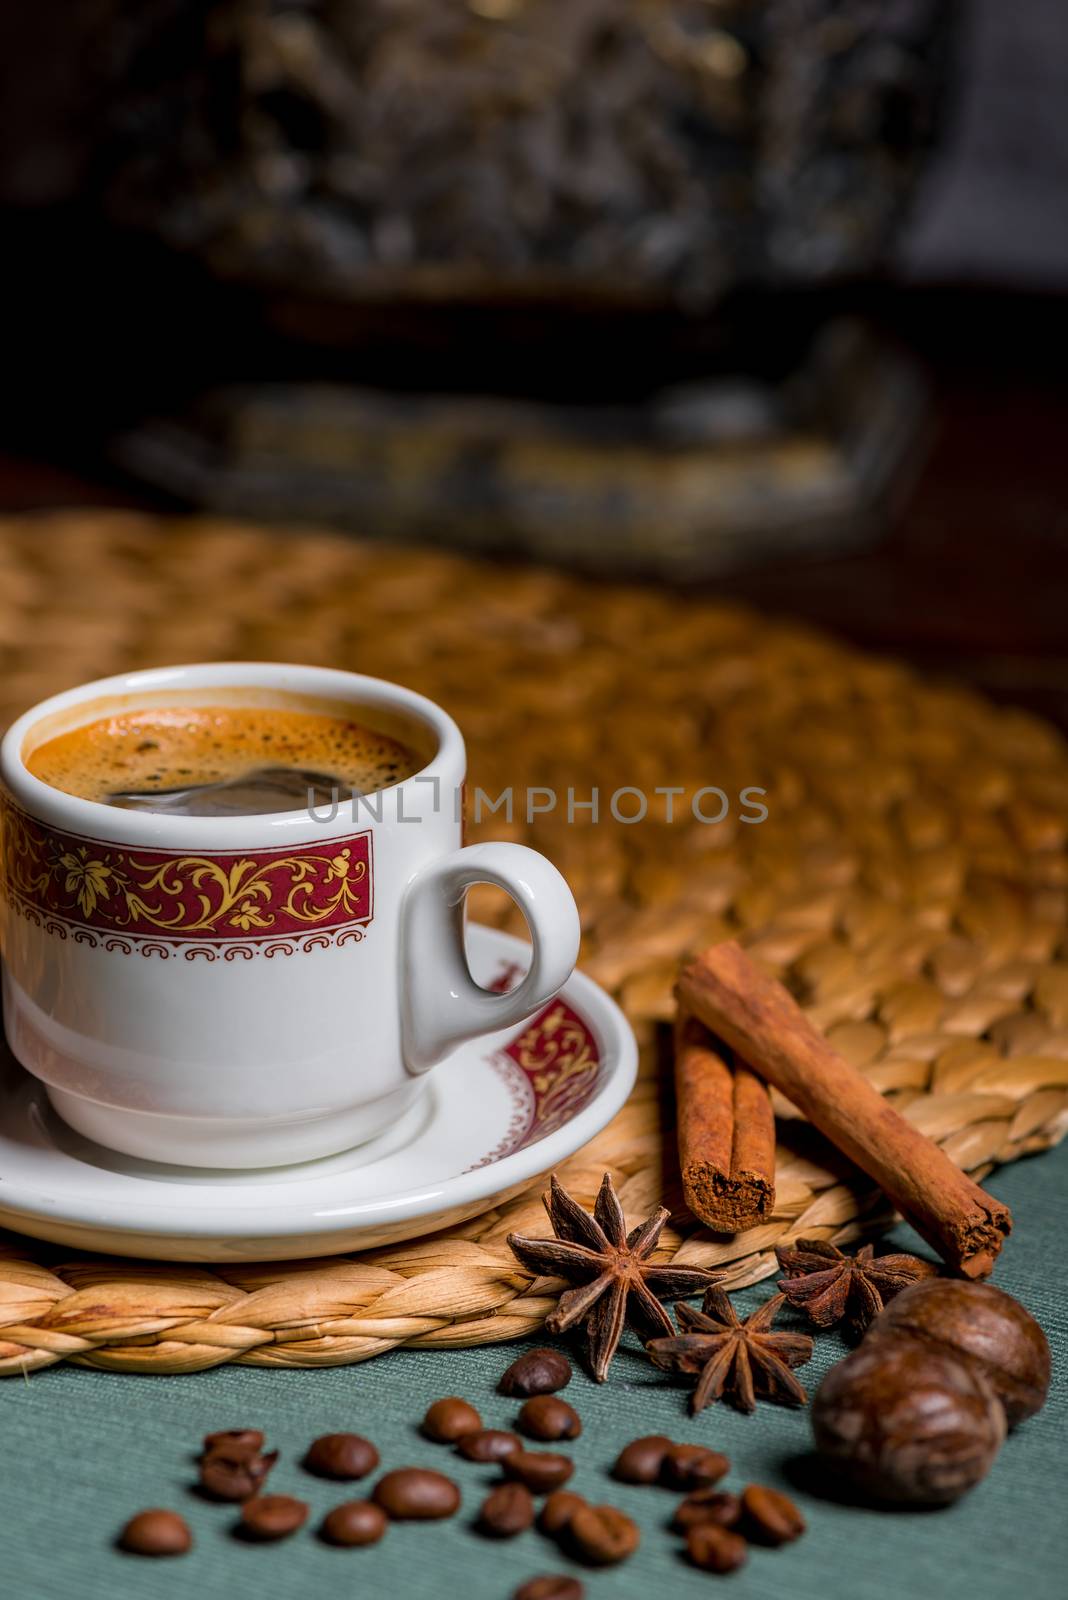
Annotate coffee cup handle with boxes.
[400,842,581,1074]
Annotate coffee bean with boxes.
[538,1490,587,1538]
[456,1429,522,1462]
[477,1482,535,1537]
[611,1435,674,1485]
[499,1348,573,1397]
[502,1451,575,1494]
[672,1488,742,1532]
[517,1396,582,1442]
[660,1443,730,1490]
[373,1468,461,1520]
[118,1509,192,1557]
[239,1495,309,1542]
[199,1446,278,1501]
[319,1500,389,1547]
[303,1433,380,1480]
[685,1522,748,1573]
[422,1396,483,1443]
[740,1484,806,1545]
[564,1503,640,1566]
[202,1428,264,1459]
[513,1578,585,1600]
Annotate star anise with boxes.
[646,1289,813,1413]
[775,1238,939,1336]
[506,1172,717,1382]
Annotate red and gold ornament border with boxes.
[0,796,374,957]
[472,962,603,1164]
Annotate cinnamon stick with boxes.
[676,941,1012,1278]
[674,1013,776,1232]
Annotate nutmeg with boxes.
[864,1278,1050,1427]
[812,1335,1006,1506]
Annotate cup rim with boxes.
[0,662,464,845]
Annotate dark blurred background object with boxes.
[113,318,928,578]
[6,0,1063,287]
[0,0,954,572]
[94,0,947,304]
[0,1,1065,716]
[897,0,1068,288]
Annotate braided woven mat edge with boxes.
[2,511,1067,1377]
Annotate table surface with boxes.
[2,1137,1064,1600]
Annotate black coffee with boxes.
[27,704,423,816]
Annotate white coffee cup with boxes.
[0,662,580,1167]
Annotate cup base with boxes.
[44,1081,423,1170]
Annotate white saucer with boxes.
[0,925,637,1262]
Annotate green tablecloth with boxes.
[3,1140,1065,1600]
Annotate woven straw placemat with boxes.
[1,511,1067,1377]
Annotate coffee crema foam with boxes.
[27,705,423,814]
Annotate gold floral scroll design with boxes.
[472,994,603,1167]
[509,1000,600,1140]
[1,799,373,942]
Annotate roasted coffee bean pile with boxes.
[116,1344,805,1585]
[609,1434,806,1574]
[611,1435,729,1489]
[119,1424,392,1555]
